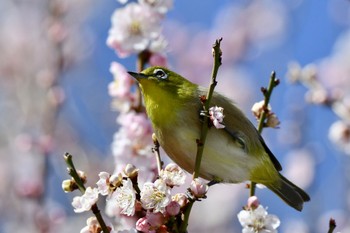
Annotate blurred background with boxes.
[1,0,350,232]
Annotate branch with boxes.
[152,133,163,174]
[193,38,223,179]
[250,71,279,196]
[328,218,336,233]
[63,153,110,233]
[180,38,223,233]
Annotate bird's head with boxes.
[128,66,196,100]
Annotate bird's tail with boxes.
[266,173,310,211]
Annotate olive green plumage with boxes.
[128,66,310,211]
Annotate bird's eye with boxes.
[153,68,168,80]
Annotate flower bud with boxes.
[77,170,87,184]
[146,211,164,227]
[110,173,123,188]
[62,179,77,192]
[172,193,188,208]
[136,217,150,232]
[247,196,260,210]
[166,201,180,216]
[190,178,208,198]
[124,164,139,179]
[266,114,280,128]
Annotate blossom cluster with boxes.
[238,196,280,233]
[67,163,210,232]
[251,100,280,128]
[286,30,350,155]
[107,0,172,58]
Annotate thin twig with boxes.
[193,38,223,179]
[152,133,163,174]
[328,218,336,233]
[179,38,223,233]
[250,71,279,196]
[63,153,110,233]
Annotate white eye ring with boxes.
[153,68,168,79]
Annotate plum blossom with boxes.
[109,62,134,99]
[329,120,350,154]
[109,62,136,113]
[251,100,280,128]
[107,3,165,58]
[72,187,99,213]
[209,106,225,129]
[140,179,171,213]
[189,178,208,198]
[136,217,151,232]
[96,171,123,196]
[109,178,137,216]
[166,201,180,216]
[159,163,186,187]
[172,193,188,208]
[238,204,280,233]
[111,111,155,173]
[96,172,111,196]
[247,196,260,209]
[251,100,270,119]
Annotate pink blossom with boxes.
[110,178,136,216]
[189,178,208,198]
[146,211,164,227]
[136,217,150,232]
[166,201,180,216]
[140,179,171,213]
[72,187,99,213]
[109,62,134,99]
[209,106,225,129]
[247,196,260,209]
[96,172,111,196]
[111,111,154,162]
[149,53,168,67]
[159,163,186,187]
[107,3,164,57]
[172,193,188,208]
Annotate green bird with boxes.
[128,66,310,211]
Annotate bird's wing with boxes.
[209,91,282,171]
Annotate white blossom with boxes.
[209,106,225,129]
[107,3,164,57]
[237,205,280,233]
[329,120,350,154]
[251,100,271,119]
[140,179,171,213]
[189,178,208,198]
[96,172,111,196]
[110,178,136,216]
[72,187,99,213]
[159,163,186,187]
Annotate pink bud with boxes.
[166,201,180,216]
[247,196,260,209]
[146,212,164,227]
[149,53,167,67]
[190,178,208,198]
[136,217,150,232]
[172,193,188,208]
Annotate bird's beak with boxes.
[128,71,147,80]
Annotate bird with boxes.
[128,66,310,211]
